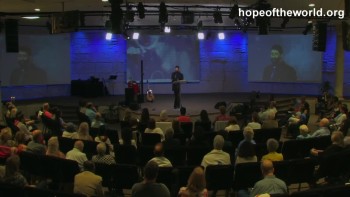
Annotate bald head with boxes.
[261,159,274,176]
[319,118,329,127]
[331,131,344,145]
[74,140,84,151]
[154,143,164,157]
[213,135,225,150]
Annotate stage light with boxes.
[281,17,289,29]
[309,3,315,7]
[125,4,135,22]
[132,32,139,39]
[34,8,40,12]
[137,2,145,19]
[110,1,123,34]
[159,2,168,24]
[21,16,40,19]
[105,32,112,40]
[198,32,205,40]
[257,17,269,35]
[164,26,171,33]
[234,18,241,28]
[303,22,313,35]
[213,10,223,24]
[102,0,108,2]
[182,10,194,24]
[218,32,225,40]
[229,4,239,19]
[123,31,130,40]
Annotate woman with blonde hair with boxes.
[46,136,65,158]
[178,166,208,197]
[72,122,93,141]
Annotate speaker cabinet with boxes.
[5,19,19,53]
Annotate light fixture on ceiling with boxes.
[229,4,239,19]
[137,2,145,19]
[34,8,40,12]
[198,32,205,40]
[218,32,225,40]
[164,26,171,33]
[159,2,168,24]
[213,8,223,24]
[132,32,139,39]
[21,16,40,19]
[309,3,315,7]
[281,17,289,29]
[303,22,313,35]
[105,32,112,40]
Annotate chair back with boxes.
[115,144,138,165]
[142,133,161,146]
[156,122,172,133]
[254,128,282,144]
[180,122,194,140]
[114,164,140,189]
[206,165,234,191]
[233,162,262,190]
[214,121,228,132]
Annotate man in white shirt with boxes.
[66,140,88,171]
[201,135,231,168]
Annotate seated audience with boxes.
[333,105,348,128]
[310,131,344,157]
[311,118,331,137]
[91,113,104,129]
[92,142,115,165]
[261,111,278,129]
[46,136,65,158]
[139,108,150,127]
[162,128,180,149]
[2,155,29,188]
[41,103,53,119]
[195,110,212,131]
[237,126,256,152]
[148,143,172,167]
[144,118,164,141]
[85,102,99,123]
[66,140,88,170]
[224,117,240,132]
[131,161,170,197]
[236,141,257,165]
[119,127,137,148]
[177,107,191,122]
[250,160,288,197]
[201,135,231,168]
[344,136,350,150]
[187,126,209,148]
[26,130,46,155]
[14,131,28,152]
[62,122,77,138]
[14,112,33,138]
[247,112,261,130]
[172,119,184,134]
[0,127,16,147]
[178,166,208,197]
[261,138,283,161]
[213,106,230,124]
[296,124,311,140]
[94,127,114,153]
[74,161,104,197]
[72,122,93,141]
[158,109,171,122]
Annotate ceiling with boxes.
[0,0,347,31]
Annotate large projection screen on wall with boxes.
[0,34,71,86]
[248,35,323,83]
[127,34,200,83]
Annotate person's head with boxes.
[238,141,256,158]
[175,65,180,72]
[243,126,254,141]
[78,122,89,135]
[187,166,206,193]
[193,126,204,141]
[0,127,13,144]
[299,124,309,135]
[200,110,210,122]
[228,116,238,125]
[180,107,187,116]
[32,130,44,144]
[47,136,60,154]
[147,118,156,130]
[5,155,21,177]
[15,111,25,122]
[43,103,50,111]
[121,127,132,144]
[86,102,94,109]
[251,112,260,123]
[213,135,225,150]
[331,131,344,146]
[143,161,159,182]
[319,118,330,127]
[15,131,27,145]
[261,159,274,176]
[159,109,168,121]
[83,160,95,172]
[141,108,150,122]
[164,128,174,141]
[172,119,181,132]
[18,46,32,67]
[74,140,84,151]
[96,142,107,156]
[154,142,164,157]
[340,105,348,114]
[267,111,275,120]
[270,44,283,65]
[219,105,226,115]
[66,122,77,133]
[266,138,279,153]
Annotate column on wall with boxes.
[335,23,344,99]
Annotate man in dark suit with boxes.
[263,45,297,82]
[171,65,184,109]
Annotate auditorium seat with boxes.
[205,165,234,196]
[164,146,187,167]
[156,121,172,133]
[114,144,138,165]
[233,162,262,191]
[254,128,282,144]
[180,122,193,140]
[186,146,211,166]
[141,133,161,146]
[114,164,140,192]
[214,121,228,132]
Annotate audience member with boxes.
[148,143,172,167]
[172,119,184,134]
[139,108,150,126]
[41,103,53,119]
[236,141,257,165]
[224,117,240,132]
[311,118,331,137]
[333,105,348,128]
[237,126,256,152]
[214,106,230,124]
[131,161,171,197]
[296,124,311,140]
[196,110,212,131]
[178,107,191,122]
[26,130,46,155]
[144,118,164,141]
[72,122,93,141]
[344,136,350,150]
[162,128,180,149]
[3,155,29,188]
[14,131,28,152]
[201,135,231,168]
[66,140,88,170]
[247,112,261,130]
[74,161,104,197]
[261,111,278,129]
[119,127,137,148]
[187,126,209,148]
[310,131,344,157]
[62,122,77,138]
[91,113,105,129]
[178,166,208,197]
[158,109,171,122]
[85,102,98,122]
[92,142,115,165]
[46,136,65,158]
[261,138,283,161]
[250,160,288,197]
[0,127,16,147]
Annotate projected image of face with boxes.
[270,49,281,65]
[18,50,30,67]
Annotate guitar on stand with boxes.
[146,80,155,102]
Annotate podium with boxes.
[173,80,186,108]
